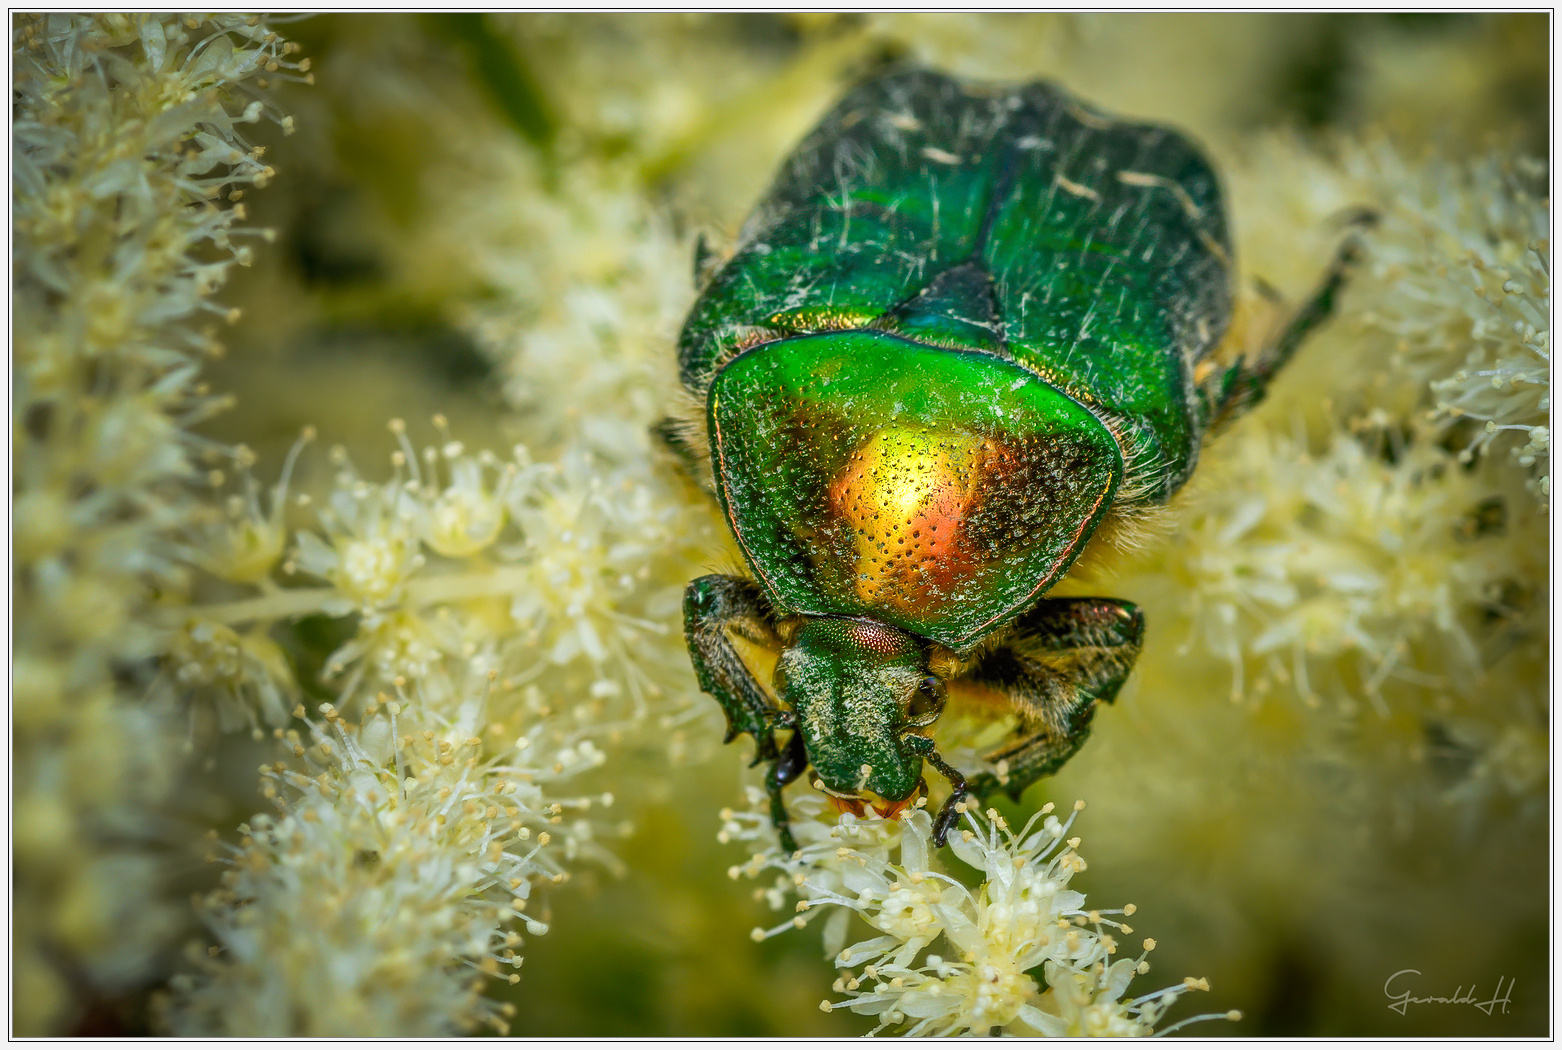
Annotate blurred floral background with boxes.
[12,12,1548,1038]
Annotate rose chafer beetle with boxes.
[662,69,1363,853]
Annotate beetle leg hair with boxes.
[958,597,1145,801]
[653,390,716,495]
[1205,213,1376,432]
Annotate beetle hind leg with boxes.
[1204,212,1376,432]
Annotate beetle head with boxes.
[775,616,946,810]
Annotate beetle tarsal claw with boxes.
[933,791,968,847]
[916,743,974,847]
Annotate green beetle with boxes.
[661,69,1363,853]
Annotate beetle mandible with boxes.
[660,68,1363,853]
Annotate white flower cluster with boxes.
[137,18,725,1032]
[165,679,599,1035]
[1346,146,1550,506]
[12,14,303,1034]
[1172,427,1536,710]
[1174,135,1548,814]
[160,419,708,1034]
[722,792,1233,1036]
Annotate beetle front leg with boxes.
[767,729,807,855]
[958,596,1145,802]
[683,575,786,761]
[685,575,812,851]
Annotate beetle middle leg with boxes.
[953,596,1145,806]
[653,401,716,498]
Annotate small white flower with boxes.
[167,618,293,730]
[203,433,313,585]
[291,451,425,614]
[392,416,526,559]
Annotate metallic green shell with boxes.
[679,68,1232,494]
[677,69,1234,640]
[709,331,1121,649]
